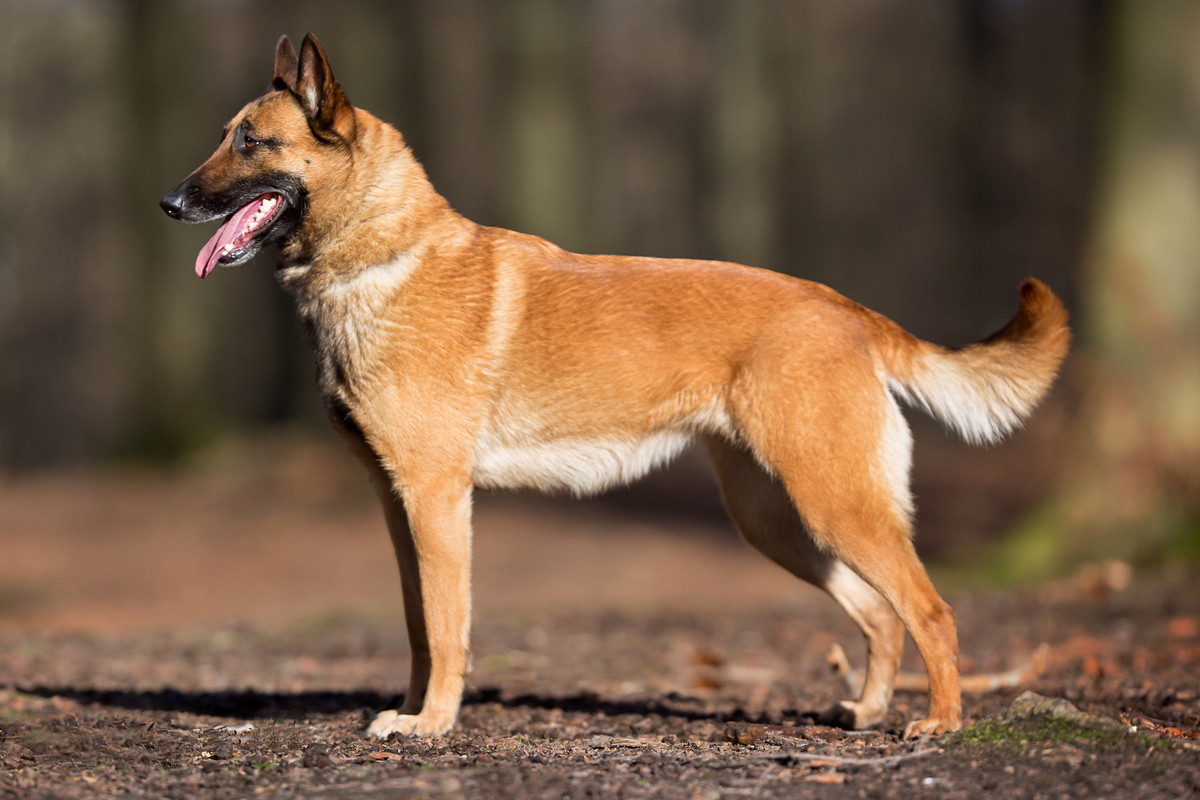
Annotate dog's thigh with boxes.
[705,437,904,728]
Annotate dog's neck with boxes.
[275,110,462,299]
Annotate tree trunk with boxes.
[1002,0,1200,575]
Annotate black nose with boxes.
[160,187,186,218]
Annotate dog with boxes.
[161,33,1069,739]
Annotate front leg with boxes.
[367,476,474,739]
[370,484,430,717]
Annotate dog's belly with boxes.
[472,428,694,496]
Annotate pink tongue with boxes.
[195,198,267,278]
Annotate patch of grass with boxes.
[925,504,1071,590]
[937,505,1200,591]
[1165,514,1200,562]
[483,653,513,671]
[985,504,1072,585]
[22,728,53,746]
[948,716,1164,753]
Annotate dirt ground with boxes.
[2,437,1199,798]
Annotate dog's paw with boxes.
[818,700,887,730]
[902,715,961,739]
[367,709,452,739]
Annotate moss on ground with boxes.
[948,714,1166,754]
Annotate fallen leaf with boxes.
[1167,617,1198,639]
[805,771,849,784]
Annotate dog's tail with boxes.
[878,279,1071,445]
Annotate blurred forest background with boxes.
[1,0,1197,574]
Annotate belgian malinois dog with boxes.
[161,33,1069,739]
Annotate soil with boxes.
[2,437,1199,798]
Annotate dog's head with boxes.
[160,34,357,278]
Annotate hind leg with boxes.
[726,369,962,737]
[826,527,961,737]
[707,438,905,729]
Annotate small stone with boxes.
[995,691,1131,733]
[302,744,332,768]
[723,723,766,745]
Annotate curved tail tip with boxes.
[1012,277,1071,361]
[1018,277,1053,303]
[1018,277,1069,323]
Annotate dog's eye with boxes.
[244,135,260,148]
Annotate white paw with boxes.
[818,699,887,730]
[367,709,451,739]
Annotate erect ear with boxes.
[295,33,357,143]
[272,35,298,91]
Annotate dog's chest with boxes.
[296,255,417,403]
[300,299,381,404]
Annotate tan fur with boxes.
[164,34,1070,739]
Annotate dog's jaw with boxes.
[195,192,289,278]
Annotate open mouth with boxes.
[195,193,288,278]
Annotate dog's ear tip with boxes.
[273,34,299,90]
[292,32,353,140]
[297,33,329,74]
[275,34,297,60]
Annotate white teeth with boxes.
[226,196,280,257]
[248,196,277,227]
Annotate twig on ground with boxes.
[827,642,1049,696]
[719,742,941,770]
